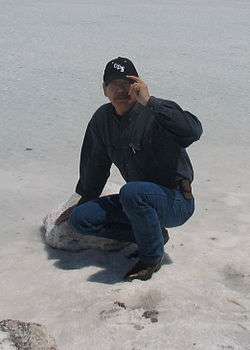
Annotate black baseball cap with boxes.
[103,57,139,86]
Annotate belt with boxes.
[169,179,194,200]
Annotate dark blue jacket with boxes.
[75,96,203,201]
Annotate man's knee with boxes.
[119,181,144,206]
[69,203,106,235]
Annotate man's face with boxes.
[103,79,137,105]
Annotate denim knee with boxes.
[119,182,142,207]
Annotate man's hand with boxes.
[126,75,151,106]
[55,205,76,226]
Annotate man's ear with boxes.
[103,83,108,97]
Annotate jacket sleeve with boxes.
[145,96,203,148]
[75,117,112,200]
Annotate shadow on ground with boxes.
[40,227,173,284]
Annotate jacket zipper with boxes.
[129,143,140,154]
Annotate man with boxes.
[55,56,203,281]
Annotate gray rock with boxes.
[0,320,57,350]
[41,193,131,252]
[0,329,16,350]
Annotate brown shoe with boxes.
[124,257,163,282]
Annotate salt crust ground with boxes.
[1,1,250,349]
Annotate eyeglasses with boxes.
[106,79,132,91]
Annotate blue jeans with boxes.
[69,181,195,265]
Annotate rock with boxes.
[142,310,159,322]
[41,193,131,252]
[114,301,126,309]
[0,319,57,350]
[0,329,16,350]
[142,310,159,319]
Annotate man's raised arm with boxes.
[145,96,203,148]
